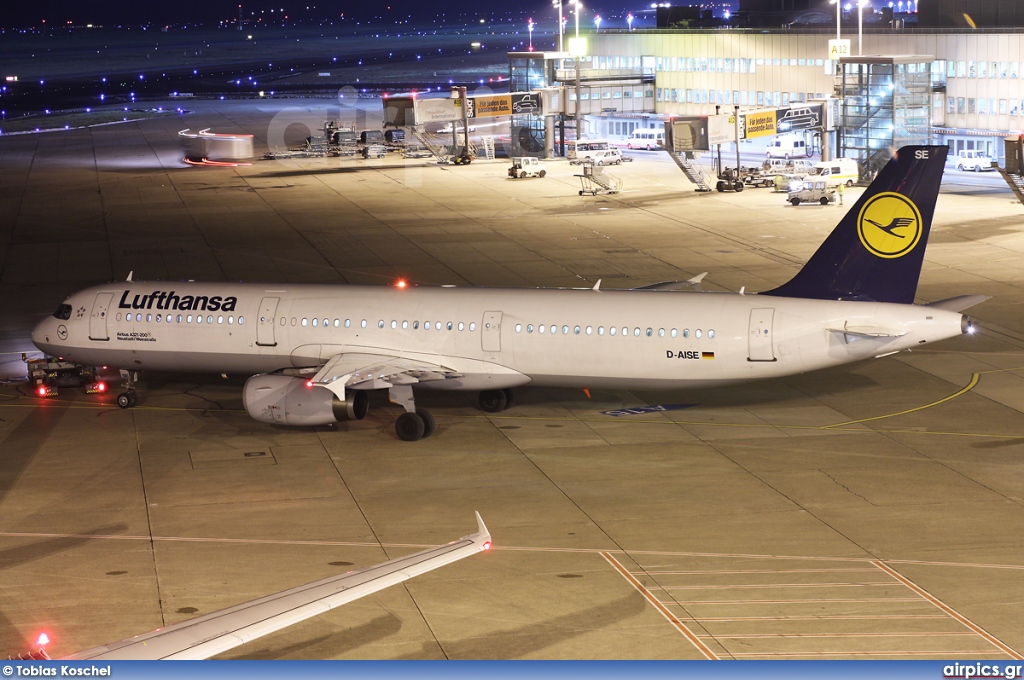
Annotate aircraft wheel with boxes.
[418,409,436,438]
[396,412,426,441]
[502,388,515,409]
[117,392,132,409]
[479,389,508,413]
[790,197,801,206]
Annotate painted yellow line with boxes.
[601,551,720,660]
[873,560,1023,659]
[822,372,980,429]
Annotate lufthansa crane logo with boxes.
[857,192,923,259]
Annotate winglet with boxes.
[686,272,708,290]
[126,271,133,282]
[592,279,601,291]
[473,511,490,545]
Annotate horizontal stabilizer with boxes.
[926,295,990,312]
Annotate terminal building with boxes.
[510,24,1024,173]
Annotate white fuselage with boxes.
[31,282,967,392]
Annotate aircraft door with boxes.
[256,297,280,347]
[481,311,502,352]
[89,292,113,341]
[748,308,776,362]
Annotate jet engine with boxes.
[243,374,368,426]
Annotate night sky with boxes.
[4,0,595,28]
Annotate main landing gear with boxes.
[117,370,139,409]
[389,386,516,441]
[478,388,515,413]
[389,384,436,442]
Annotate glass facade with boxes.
[840,58,931,178]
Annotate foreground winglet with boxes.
[762,146,948,304]
[65,515,491,660]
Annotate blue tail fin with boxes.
[761,145,948,304]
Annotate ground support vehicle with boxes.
[787,179,837,206]
[508,157,547,178]
[575,162,622,195]
[27,357,103,398]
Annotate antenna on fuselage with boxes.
[592,279,601,291]
[126,271,134,282]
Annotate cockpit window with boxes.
[53,304,72,320]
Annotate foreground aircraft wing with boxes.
[311,352,459,397]
[63,513,491,660]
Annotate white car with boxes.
[956,150,995,172]
[590,149,623,166]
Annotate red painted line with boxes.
[873,561,1023,660]
[732,650,1004,658]
[672,598,925,605]
[697,632,983,639]
[601,551,719,660]
[659,582,896,590]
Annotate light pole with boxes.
[568,0,582,39]
[829,0,841,41]
[627,13,633,30]
[551,0,563,52]
[568,0,584,141]
[528,18,534,51]
[857,0,868,55]
[594,14,601,30]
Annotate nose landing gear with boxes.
[117,370,139,409]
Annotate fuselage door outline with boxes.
[89,292,113,341]
[256,296,280,347]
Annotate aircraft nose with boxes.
[32,316,54,349]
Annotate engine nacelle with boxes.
[243,374,368,426]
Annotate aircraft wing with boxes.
[62,513,491,660]
[311,352,460,398]
[633,272,709,292]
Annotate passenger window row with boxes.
[118,312,244,325]
[512,324,715,339]
[287,318,479,332]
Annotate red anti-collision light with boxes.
[37,386,47,397]
[482,541,491,551]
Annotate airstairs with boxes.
[575,163,623,195]
[665,148,712,192]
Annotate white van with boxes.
[766,135,811,159]
[804,158,859,187]
[568,139,612,163]
[956,149,995,172]
[626,128,665,150]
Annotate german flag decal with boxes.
[702,352,715,360]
